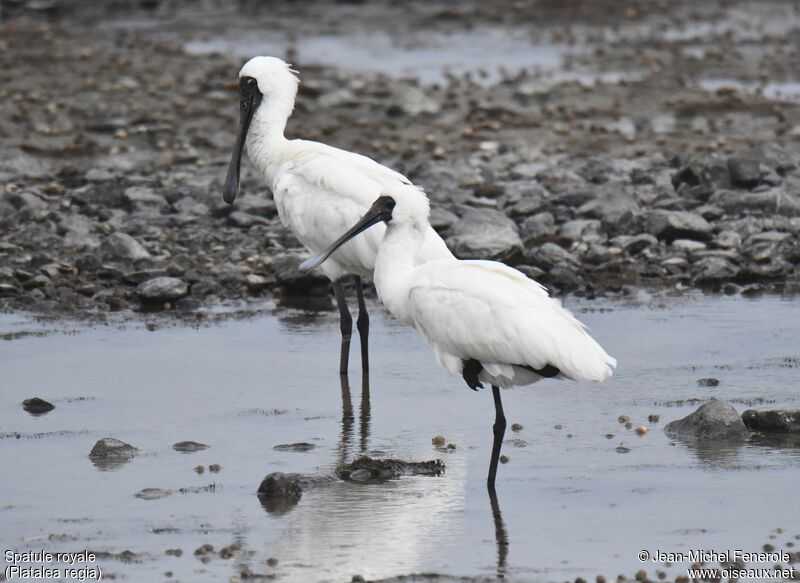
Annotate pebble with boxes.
[137,276,188,304]
[22,397,54,415]
[173,441,209,453]
[273,442,316,452]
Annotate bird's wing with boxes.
[274,143,452,265]
[292,139,415,192]
[408,261,616,382]
[272,151,387,275]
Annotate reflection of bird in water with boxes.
[337,373,371,465]
[258,375,468,582]
[301,192,616,489]
[489,489,509,579]
[221,56,452,375]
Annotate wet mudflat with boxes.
[2,293,799,582]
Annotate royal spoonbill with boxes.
[300,193,616,488]
[222,56,452,374]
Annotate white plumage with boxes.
[301,190,616,487]
[223,56,452,373]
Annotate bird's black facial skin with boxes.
[222,76,263,204]
[299,196,397,272]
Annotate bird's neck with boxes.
[373,222,425,325]
[245,100,292,181]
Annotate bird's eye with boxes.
[247,78,256,85]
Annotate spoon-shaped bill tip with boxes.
[299,254,324,273]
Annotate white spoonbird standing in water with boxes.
[223,56,452,374]
[301,192,617,488]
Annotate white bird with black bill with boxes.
[300,192,617,489]
[222,56,452,374]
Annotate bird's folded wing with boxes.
[408,261,616,382]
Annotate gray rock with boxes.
[429,207,459,230]
[104,232,151,262]
[727,156,761,188]
[742,409,800,433]
[672,239,707,253]
[692,256,740,283]
[90,437,138,459]
[135,488,172,500]
[709,188,800,217]
[446,208,522,260]
[124,186,168,209]
[22,397,55,415]
[398,86,440,116]
[664,399,749,440]
[713,230,742,249]
[0,148,52,179]
[525,242,579,270]
[89,437,138,470]
[577,192,640,226]
[559,219,604,244]
[173,441,209,453]
[6,191,47,210]
[617,233,658,255]
[274,251,330,296]
[519,212,556,243]
[257,472,302,514]
[137,276,188,304]
[645,210,713,242]
[273,442,316,452]
[59,214,94,236]
[510,162,547,180]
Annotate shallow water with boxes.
[185,28,570,85]
[1,294,800,582]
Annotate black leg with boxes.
[487,385,507,489]
[332,281,352,375]
[354,276,369,373]
[488,487,509,579]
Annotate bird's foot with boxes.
[462,359,484,391]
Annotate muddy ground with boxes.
[1,0,799,320]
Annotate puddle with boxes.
[1,294,800,581]
[698,78,800,102]
[185,28,572,85]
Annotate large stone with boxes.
[524,242,580,270]
[709,188,800,218]
[272,251,330,296]
[692,256,740,283]
[137,276,188,304]
[446,208,523,260]
[645,210,713,242]
[257,472,303,515]
[104,232,151,262]
[90,437,138,459]
[742,409,800,433]
[664,399,749,440]
[577,192,640,226]
[727,156,761,189]
[519,212,556,244]
[89,437,138,470]
[22,397,55,415]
